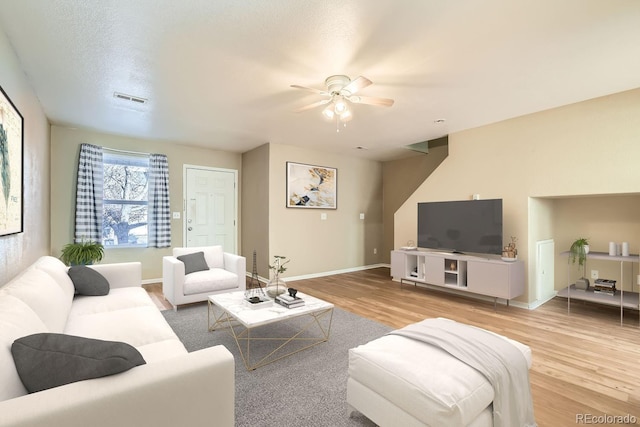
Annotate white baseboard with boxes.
[245,263,391,283]
[146,264,391,287]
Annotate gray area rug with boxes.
[162,303,391,427]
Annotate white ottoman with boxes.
[347,319,532,427]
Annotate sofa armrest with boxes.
[162,256,186,306]
[0,345,235,427]
[88,262,142,289]
[223,252,247,291]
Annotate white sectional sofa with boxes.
[0,256,234,427]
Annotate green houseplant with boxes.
[60,239,105,266]
[569,237,590,266]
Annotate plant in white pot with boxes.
[569,237,590,289]
[569,237,590,266]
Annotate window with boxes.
[102,151,149,247]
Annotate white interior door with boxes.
[184,166,237,253]
[536,239,555,301]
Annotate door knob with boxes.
[188,227,193,231]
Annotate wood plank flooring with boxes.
[146,268,640,426]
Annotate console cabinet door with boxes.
[391,251,406,279]
[424,255,444,285]
[467,261,509,298]
[467,260,524,299]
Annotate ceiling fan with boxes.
[291,75,394,127]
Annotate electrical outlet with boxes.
[591,270,599,279]
[373,248,377,255]
[637,274,640,286]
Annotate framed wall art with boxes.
[286,161,337,209]
[0,85,24,236]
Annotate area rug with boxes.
[162,303,391,427]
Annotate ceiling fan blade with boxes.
[293,98,331,113]
[290,84,329,96]
[342,76,372,95]
[349,95,394,107]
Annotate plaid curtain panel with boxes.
[148,153,171,247]
[74,143,103,243]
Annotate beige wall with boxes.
[551,195,640,292]
[382,141,448,263]
[241,143,270,278]
[267,143,383,278]
[50,125,242,280]
[395,88,640,305]
[0,26,50,285]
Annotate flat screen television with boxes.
[417,199,503,255]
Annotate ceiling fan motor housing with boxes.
[325,75,351,95]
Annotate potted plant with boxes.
[266,255,290,298]
[569,237,590,266]
[60,239,104,266]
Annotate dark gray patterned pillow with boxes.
[177,251,209,275]
[12,333,146,393]
[68,266,110,296]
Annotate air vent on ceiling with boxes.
[113,92,147,104]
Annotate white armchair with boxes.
[162,246,246,310]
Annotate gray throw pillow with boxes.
[68,266,110,296]
[11,333,146,393]
[177,251,209,275]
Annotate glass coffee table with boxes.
[207,291,334,370]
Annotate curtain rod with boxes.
[103,147,151,156]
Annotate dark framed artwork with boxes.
[0,85,24,236]
[286,161,337,209]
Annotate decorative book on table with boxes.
[275,294,305,308]
[593,278,616,295]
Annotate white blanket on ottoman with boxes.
[390,318,536,427]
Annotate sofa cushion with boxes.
[65,302,179,349]
[177,251,209,275]
[183,268,239,295]
[33,256,76,300]
[68,265,110,296]
[3,268,72,333]
[69,287,156,316]
[0,294,49,401]
[11,333,146,393]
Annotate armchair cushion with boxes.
[68,266,110,296]
[176,251,209,275]
[11,333,146,393]
[183,269,239,295]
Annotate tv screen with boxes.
[417,199,503,255]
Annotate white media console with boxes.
[391,250,525,305]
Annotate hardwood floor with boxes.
[146,268,640,426]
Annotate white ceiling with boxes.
[0,0,639,161]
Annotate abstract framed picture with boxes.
[286,162,337,209]
[0,85,24,236]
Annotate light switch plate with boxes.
[172,212,181,219]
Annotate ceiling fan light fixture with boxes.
[334,97,348,114]
[340,109,353,122]
[322,105,335,119]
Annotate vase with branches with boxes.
[266,255,290,298]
